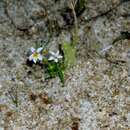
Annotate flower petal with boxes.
[48,56,54,61]
[30,47,35,53]
[33,58,37,63]
[29,54,33,61]
[49,51,56,56]
[56,51,59,56]
[37,47,43,53]
[38,54,43,61]
[54,59,58,63]
[58,55,63,59]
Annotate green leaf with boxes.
[62,42,76,68]
[45,62,65,86]
[56,63,64,86]
[47,62,57,78]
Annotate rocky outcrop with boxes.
[0,0,130,129]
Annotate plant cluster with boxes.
[27,46,65,85]
[27,0,80,86]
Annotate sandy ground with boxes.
[0,0,130,129]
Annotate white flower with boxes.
[48,51,63,63]
[29,47,43,63]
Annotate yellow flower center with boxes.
[42,50,48,55]
[32,52,39,58]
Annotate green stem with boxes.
[56,63,64,86]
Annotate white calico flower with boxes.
[48,51,63,63]
[29,47,43,63]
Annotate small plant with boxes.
[27,46,65,86]
[6,87,19,107]
[26,1,79,86]
[61,0,79,68]
[62,42,76,68]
